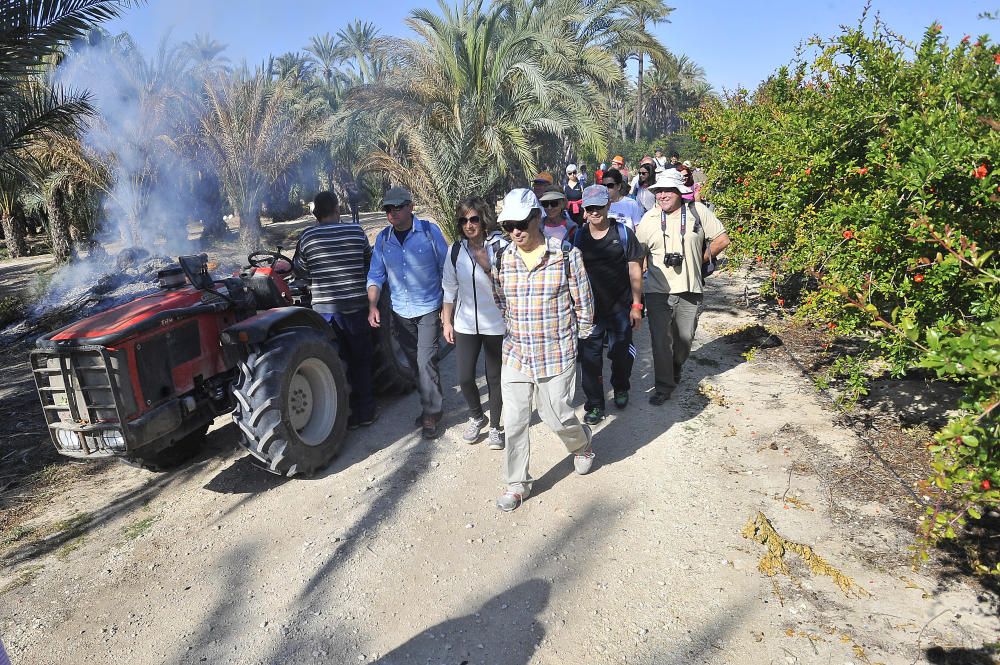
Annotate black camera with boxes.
[663,252,683,267]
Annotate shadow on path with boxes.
[371,579,551,665]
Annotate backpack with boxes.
[377,218,442,269]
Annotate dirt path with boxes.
[1,273,996,665]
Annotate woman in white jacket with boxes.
[442,197,509,449]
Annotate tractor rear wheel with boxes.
[232,327,348,476]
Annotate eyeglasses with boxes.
[459,215,481,225]
[383,203,409,213]
[603,182,618,189]
[502,218,533,233]
[584,205,606,214]
[541,200,562,208]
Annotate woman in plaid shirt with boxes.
[491,188,597,512]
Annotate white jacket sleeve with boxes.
[442,243,459,304]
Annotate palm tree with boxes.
[623,0,673,140]
[1,0,138,183]
[334,20,385,84]
[180,33,230,78]
[200,71,329,252]
[0,172,30,258]
[271,52,315,84]
[338,0,609,234]
[305,33,339,86]
[643,53,711,135]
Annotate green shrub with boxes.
[689,19,999,549]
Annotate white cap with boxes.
[566,163,578,174]
[682,160,692,168]
[648,168,692,194]
[497,188,542,222]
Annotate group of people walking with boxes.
[292,159,730,512]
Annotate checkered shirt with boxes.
[492,236,595,380]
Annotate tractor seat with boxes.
[243,273,287,310]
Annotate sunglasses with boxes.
[383,203,409,213]
[502,218,533,233]
[603,182,618,189]
[584,205,606,214]
[459,215,481,225]
[567,170,577,175]
[639,170,650,175]
[541,200,563,208]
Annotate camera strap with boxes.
[660,207,686,257]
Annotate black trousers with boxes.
[578,310,635,411]
[454,331,503,427]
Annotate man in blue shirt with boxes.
[367,186,450,439]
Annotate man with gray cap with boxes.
[635,170,730,404]
[491,188,596,512]
[573,184,644,424]
[367,186,450,438]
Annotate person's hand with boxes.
[703,249,713,264]
[443,321,455,345]
[368,306,381,328]
[629,307,643,330]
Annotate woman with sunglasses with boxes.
[629,158,657,212]
[538,187,579,244]
[563,163,584,224]
[441,197,508,448]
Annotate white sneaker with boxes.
[462,415,488,443]
[574,425,595,475]
[487,428,505,450]
[496,483,530,512]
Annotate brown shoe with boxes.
[414,411,442,427]
[421,416,442,440]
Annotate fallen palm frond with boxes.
[741,511,870,598]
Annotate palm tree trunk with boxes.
[47,184,72,263]
[1,211,28,258]
[635,51,644,141]
[237,200,263,253]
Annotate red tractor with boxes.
[29,251,410,476]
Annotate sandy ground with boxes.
[0,242,996,664]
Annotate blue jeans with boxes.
[321,310,376,423]
[578,310,635,411]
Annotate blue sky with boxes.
[105,0,994,92]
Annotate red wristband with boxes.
[631,303,643,310]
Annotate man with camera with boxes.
[635,170,730,405]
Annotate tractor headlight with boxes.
[101,429,126,451]
[55,429,81,450]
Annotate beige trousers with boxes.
[501,362,590,489]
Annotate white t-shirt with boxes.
[608,197,643,230]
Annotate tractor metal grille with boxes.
[30,346,131,456]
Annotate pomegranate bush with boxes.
[689,19,999,550]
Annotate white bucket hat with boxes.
[648,168,692,194]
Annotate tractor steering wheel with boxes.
[247,250,294,274]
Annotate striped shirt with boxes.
[292,222,372,314]
[492,235,595,380]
